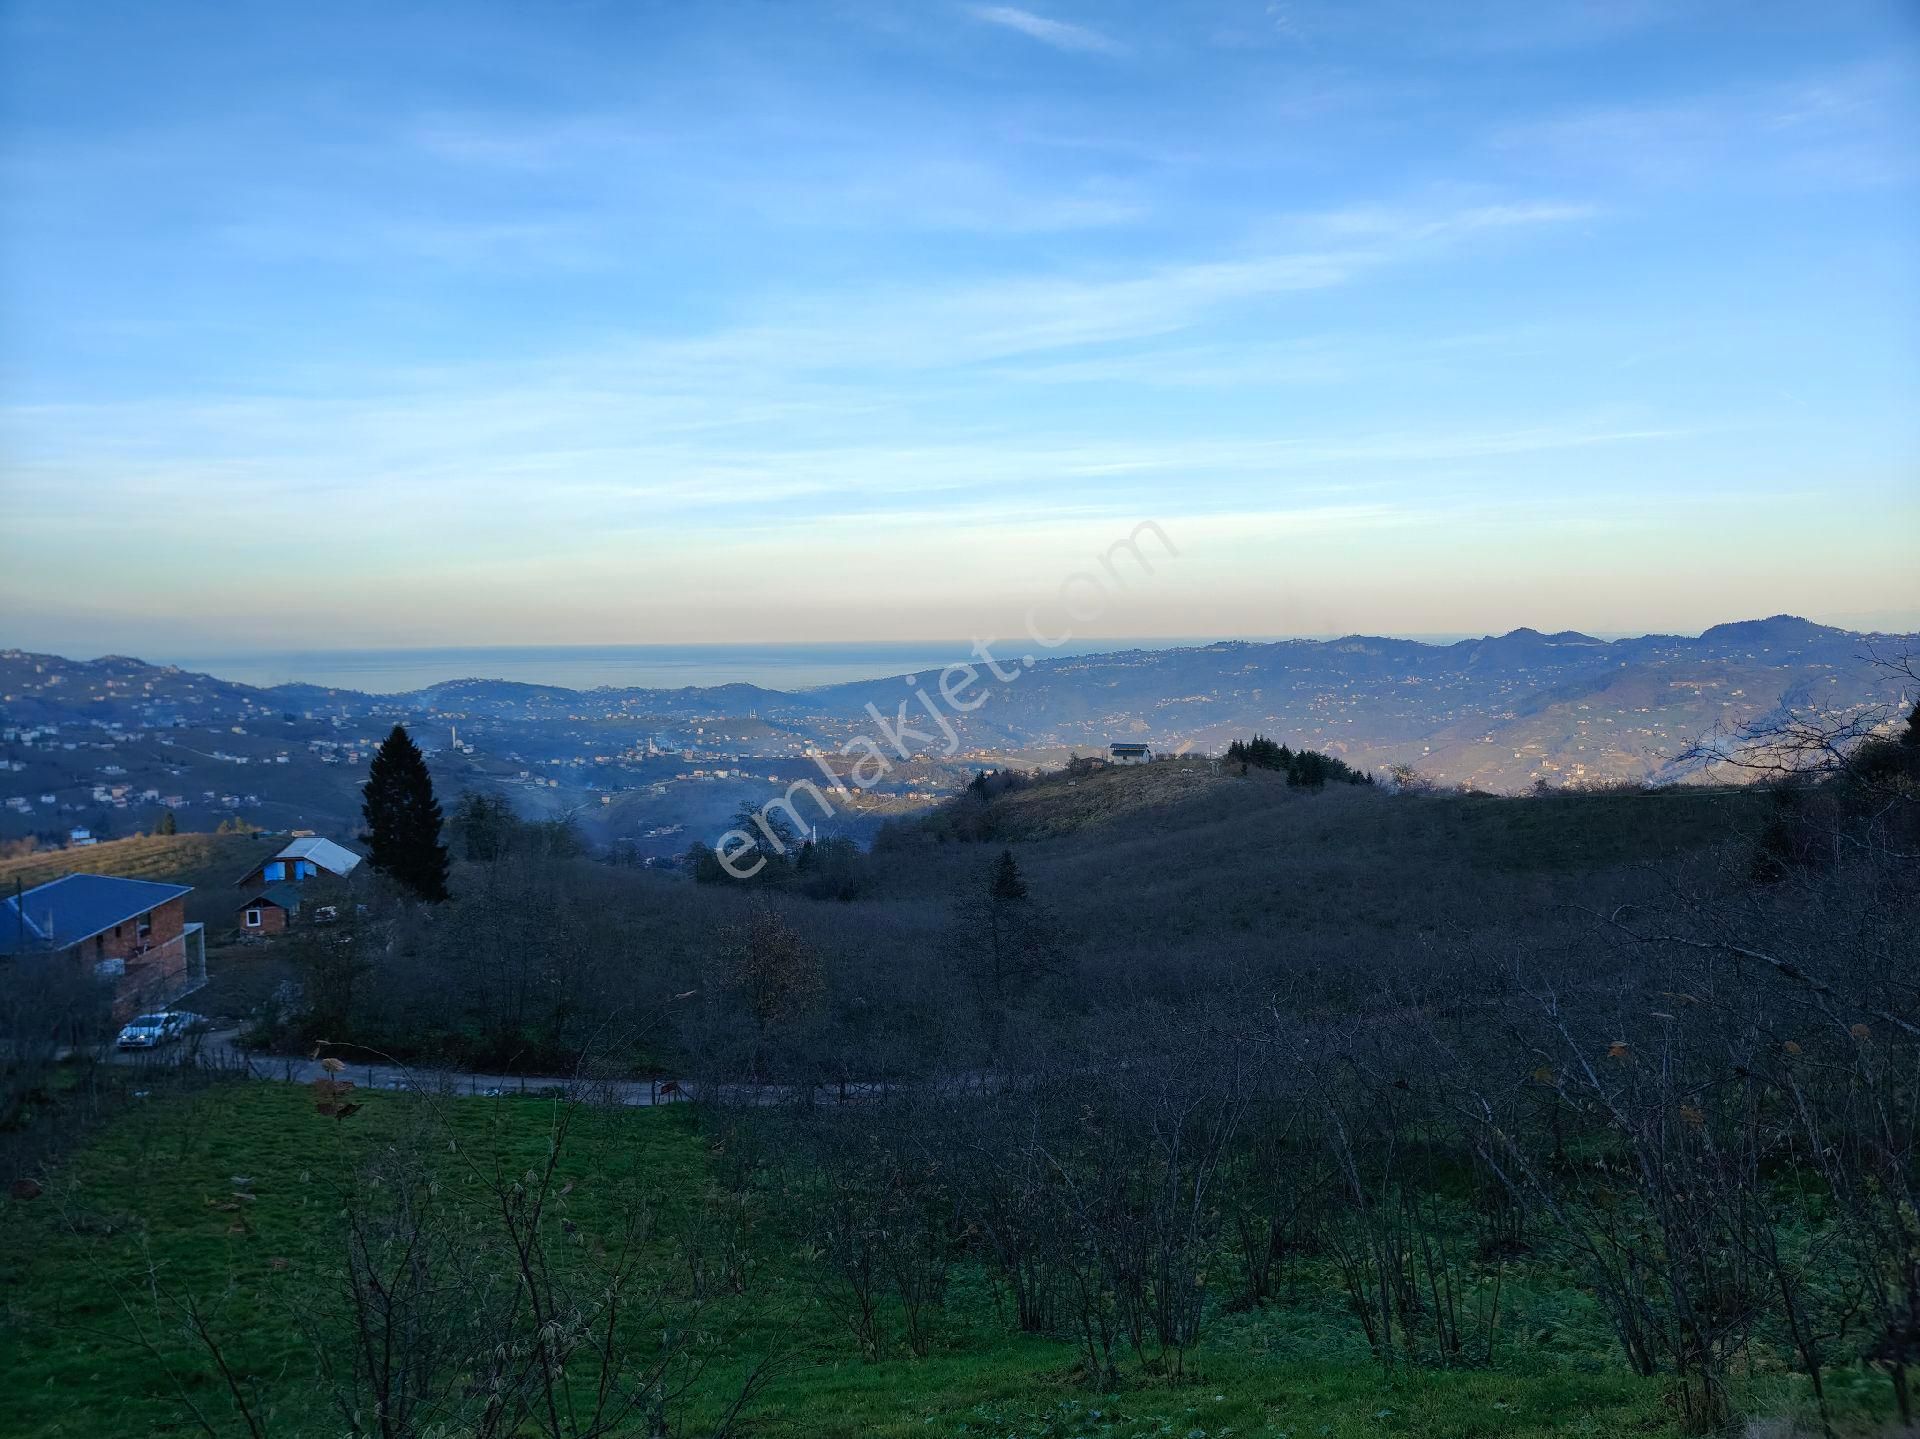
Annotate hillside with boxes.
[4,618,1913,849]
[5,769,1902,1438]
[0,830,276,889]
[904,753,1759,860]
[963,755,1245,838]
[821,759,1781,1044]
[2,1082,1686,1439]
[811,616,1914,789]
[6,745,1912,1438]
[0,832,279,927]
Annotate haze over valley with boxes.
[4,613,1910,858]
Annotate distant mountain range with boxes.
[800,614,1915,788]
[3,616,1914,798]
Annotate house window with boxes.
[296,859,316,879]
[264,861,286,882]
[137,911,153,940]
[244,908,262,928]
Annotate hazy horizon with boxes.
[8,609,1916,694]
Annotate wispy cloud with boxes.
[1492,62,1918,190]
[2,194,1609,533]
[6,0,1914,646]
[966,5,1124,56]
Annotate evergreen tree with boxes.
[1228,735,1295,772]
[1286,748,1371,788]
[156,808,177,836]
[946,847,1055,1012]
[990,848,1029,901]
[361,724,450,901]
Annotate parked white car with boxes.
[115,1011,206,1049]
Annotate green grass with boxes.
[0,1080,1856,1438]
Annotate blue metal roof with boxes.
[0,873,192,954]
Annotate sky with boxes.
[2,0,1917,655]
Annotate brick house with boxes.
[0,873,207,1019]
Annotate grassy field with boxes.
[972,761,1766,868]
[0,832,280,931]
[0,1077,1866,1439]
[0,832,274,888]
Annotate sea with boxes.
[159,639,1219,695]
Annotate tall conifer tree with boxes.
[990,848,1029,901]
[362,724,450,901]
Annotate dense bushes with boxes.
[59,713,1911,1431]
[745,818,1917,1429]
[214,716,1920,1428]
[729,760,1918,1429]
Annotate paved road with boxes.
[101,1031,971,1108]
[103,1030,697,1106]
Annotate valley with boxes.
[2,615,1909,865]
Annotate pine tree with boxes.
[156,808,177,836]
[945,848,1055,1013]
[991,848,1029,901]
[362,724,450,901]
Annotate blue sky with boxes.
[2,0,1916,652]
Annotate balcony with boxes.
[111,924,207,1017]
